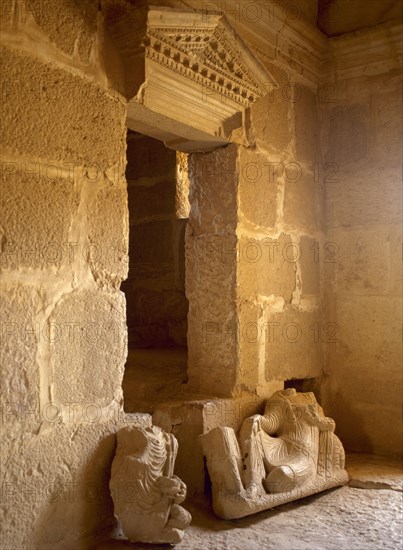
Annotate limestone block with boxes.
[188,144,238,236]
[299,236,320,296]
[153,397,263,497]
[264,307,322,381]
[335,295,401,365]
[283,171,323,232]
[24,0,98,63]
[328,226,391,295]
[1,414,151,550]
[110,425,191,544]
[327,398,403,457]
[185,232,238,396]
[326,164,401,228]
[0,284,42,425]
[0,46,126,168]
[0,170,79,270]
[237,234,296,301]
[251,62,291,153]
[325,104,370,166]
[88,186,129,288]
[371,90,402,160]
[294,85,320,164]
[238,148,277,228]
[201,389,348,519]
[49,289,127,406]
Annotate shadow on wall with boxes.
[33,432,118,549]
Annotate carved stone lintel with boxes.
[107,4,276,152]
[110,425,191,544]
[201,389,349,519]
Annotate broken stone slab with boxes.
[201,389,349,519]
[110,425,191,544]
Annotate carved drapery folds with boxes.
[110,425,191,544]
[201,389,349,519]
[107,4,275,151]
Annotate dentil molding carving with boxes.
[107,3,276,152]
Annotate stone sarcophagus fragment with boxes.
[201,389,349,519]
[110,425,191,544]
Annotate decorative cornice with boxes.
[143,9,275,107]
[107,4,277,151]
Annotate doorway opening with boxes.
[122,130,190,412]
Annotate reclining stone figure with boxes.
[202,389,348,519]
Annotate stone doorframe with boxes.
[107,3,275,397]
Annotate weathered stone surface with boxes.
[185,232,238,396]
[0,46,126,168]
[327,226,391,295]
[238,148,277,228]
[326,164,401,228]
[294,85,320,164]
[0,0,15,28]
[265,307,322,381]
[24,0,98,63]
[325,294,402,455]
[110,425,191,544]
[88,186,129,288]
[251,62,291,153]
[153,397,263,497]
[49,289,127,406]
[325,104,370,165]
[371,89,402,160]
[346,452,403,491]
[238,234,296,301]
[283,171,323,232]
[202,389,348,519]
[0,284,42,424]
[1,415,151,550]
[0,170,80,270]
[299,236,320,296]
[188,145,238,236]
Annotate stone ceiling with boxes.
[318,0,402,36]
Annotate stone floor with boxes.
[95,453,402,550]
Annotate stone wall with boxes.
[0,1,141,547]
[122,132,188,349]
[320,23,403,457]
[186,58,326,397]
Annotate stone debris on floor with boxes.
[95,453,403,550]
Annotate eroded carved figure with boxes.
[110,425,191,544]
[201,389,349,519]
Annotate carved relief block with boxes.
[110,425,191,544]
[108,4,276,151]
[201,389,349,519]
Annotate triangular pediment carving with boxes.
[107,4,276,152]
[144,9,274,108]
